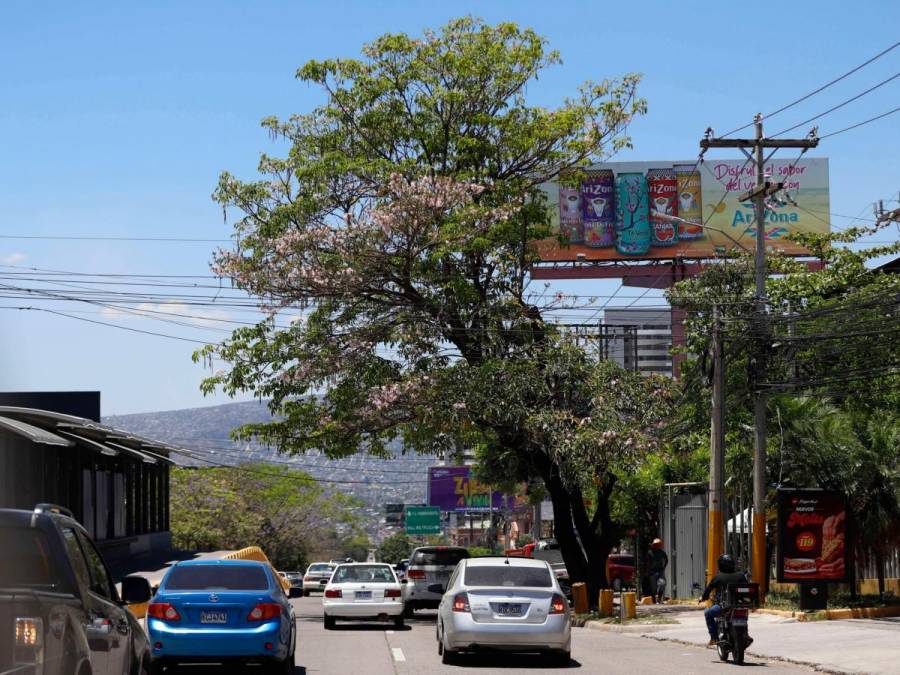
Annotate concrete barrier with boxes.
[572,582,589,614]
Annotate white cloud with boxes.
[100,302,232,328]
[0,252,27,266]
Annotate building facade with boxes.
[603,308,674,377]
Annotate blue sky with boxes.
[1,1,898,414]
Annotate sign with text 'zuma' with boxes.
[428,466,509,513]
[536,158,830,262]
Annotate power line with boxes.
[720,40,900,137]
[771,71,900,137]
[820,106,900,139]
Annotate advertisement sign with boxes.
[405,506,441,535]
[777,489,849,583]
[428,466,512,513]
[536,158,830,262]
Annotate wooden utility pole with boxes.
[700,115,818,601]
[707,305,725,584]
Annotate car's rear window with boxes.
[309,564,334,573]
[464,565,553,588]
[0,526,69,591]
[332,565,395,583]
[412,549,469,566]
[165,565,269,591]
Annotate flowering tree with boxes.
[198,18,651,598]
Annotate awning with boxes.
[0,415,73,447]
[56,430,122,458]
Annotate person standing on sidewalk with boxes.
[647,538,668,603]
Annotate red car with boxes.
[605,554,635,591]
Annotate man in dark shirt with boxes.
[699,554,750,646]
[647,538,668,603]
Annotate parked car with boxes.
[322,563,406,629]
[435,556,571,666]
[606,554,636,592]
[404,546,469,616]
[394,559,409,581]
[279,571,303,597]
[302,562,337,596]
[147,559,295,673]
[0,503,153,675]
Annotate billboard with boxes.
[536,158,830,262]
[777,489,849,583]
[428,466,514,513]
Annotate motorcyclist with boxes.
[698,554,752,648]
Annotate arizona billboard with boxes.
[536,158,829,262]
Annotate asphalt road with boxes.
[161,594,816,674]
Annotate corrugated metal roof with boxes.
[0,415,73,447]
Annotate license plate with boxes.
[732,618,748,626]
[200,611,227,624]
[497,603,522,616]
[355,591,372,600]
[319,579,328,585]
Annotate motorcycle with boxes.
[715,582,759,665]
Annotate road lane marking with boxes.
[386,630,394,634]
[392,647,406,662]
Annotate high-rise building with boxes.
[603,308,673,377]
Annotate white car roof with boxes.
[465,556,550,568]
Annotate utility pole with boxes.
[700,115,818,601]
[707,305,725,584]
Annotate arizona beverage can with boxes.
[558,185,584,244]
[647,167,678,247]
[615,172,651,256]
[580,169,616,247]
[673,164,703,239]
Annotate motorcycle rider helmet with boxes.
[717,553,736,573]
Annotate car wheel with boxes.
[393,615,405,629]
[436,625,443,655]
[303,590,310,597]
[403,603,415,618]
[324,614,336,630]
[149,660,166,675]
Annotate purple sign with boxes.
[428,466,509,512]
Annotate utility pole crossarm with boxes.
[701,139,819,150]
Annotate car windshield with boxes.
[332,565,395,583]
[309,564,334,573]
[411,549,469,566]
[464,565,553,588]
[0,526,69,591]
[165,565,269,591]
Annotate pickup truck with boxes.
[1,504,153,675]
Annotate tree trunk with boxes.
[875,548,886,599]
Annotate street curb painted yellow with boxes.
[756,605,900,621]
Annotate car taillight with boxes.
[15,617,43,647]
[452,592,470,613]
[550,594,567,615]
[384,589,402,598]
[733,608,749,618]
[247,603,282,621]
[407,569,426,580]
[324,589,343,598]
[147,603,181,622]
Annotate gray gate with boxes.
[660,485,707,599]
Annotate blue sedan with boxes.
[148,559,296,673]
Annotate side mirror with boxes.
[427,583,444,594]
[121,576,152,605]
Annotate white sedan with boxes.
[436,556,571,666]
[322,563,406,629]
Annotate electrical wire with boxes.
[819,106,900,139]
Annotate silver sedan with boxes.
[435,556,571,666]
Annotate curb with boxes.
[583,620,679,633]
[757,606,900,622]
[640,634,857,675]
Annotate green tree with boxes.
[378,532,412,564]
[197,17,650,601]
[169,464,362,570]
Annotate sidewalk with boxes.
[635,610,900,674]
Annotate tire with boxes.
[324,614,336,630]
[436,624,444,655]
[717,641,730,662]
[302,590,310,597]
[393,615,405,629]
[732,626,747,665]
[440,627,458,665]
[612,577,623,592]
[403,603,415,619]
[149,661,165,675]
[269,654,293,675]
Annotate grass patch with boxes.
[572,612,678,627]
[765,590,899,611]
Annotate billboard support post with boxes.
[707,305,725,584]
[700,117,819,603]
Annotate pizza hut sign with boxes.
[777,489,850,584]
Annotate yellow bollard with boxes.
[622,591,636,619]
[599,589,614,617]
[572,582,589,615]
